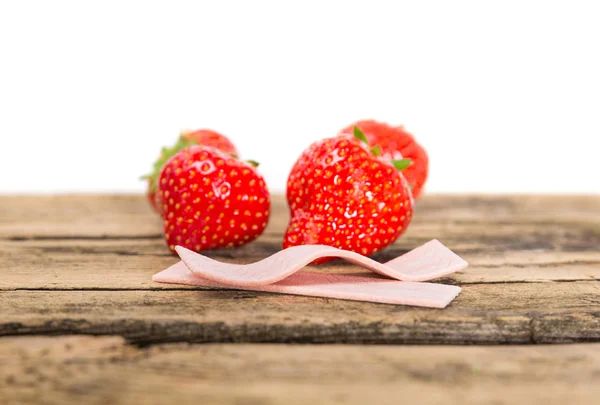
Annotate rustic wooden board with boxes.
[1,194,600,404]
[2,194,599,239]
[1,195,599,291]
[2,335,600,405]
[2,281,600,344]
[2,238,600,290]
[1,195,599,345]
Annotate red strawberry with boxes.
[143,129,239,214]
[181,129,238,155]
[157,145,270,253]
[340,120,428,198]
[284,127,414,259]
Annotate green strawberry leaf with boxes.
[141,135,198,191]
[353,125,369,145]
[246,159,260,168]
[370,145,382,156]
[392,158,412,171]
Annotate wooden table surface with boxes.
[1,194,600,404]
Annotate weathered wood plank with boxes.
[0,195,162,239]
[1,194,599,240]
[1,194,599,290]
[1,194,599,345]
[1,237,600,290]
[2,281,600,344]
[2,336,600,405]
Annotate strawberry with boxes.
[284,126,414,259]
[340,120,428,198]
[156,145,270,253]
[143,129,239,214]
[180,129,238,155]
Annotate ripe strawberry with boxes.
[284,127,414,259]
[340,120,428,198]
[143,129,239,214]
[181,129,239,155]
[157,145,270,253]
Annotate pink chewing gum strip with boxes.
[174,239,467,287]
[151,239,467,308]
[152,261,462,308]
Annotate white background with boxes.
[0,0,598,194]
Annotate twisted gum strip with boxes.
[152,239,468,308]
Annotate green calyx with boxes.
[392,158,412,171]
[353,125,369,145]
[354,125,382,157]
[353,125,412,170]
[246,159,260,168]
[140,135,198,192]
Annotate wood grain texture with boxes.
[1,194,600,404]
[2,238,600,290]
[2,335,600,405]
[2,281,600,344]
[1,195,599,290]
[0,194,599,345]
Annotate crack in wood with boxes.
[7,234,163,241]
[11,287,232,292]
[470,260,600,268]
[0,314,597,346]
[434,278,600,286]
[7,276,600,292]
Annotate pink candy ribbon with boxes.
[153,239,468,308]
